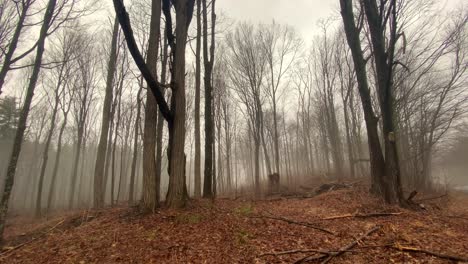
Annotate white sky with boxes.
[217,0,465,42]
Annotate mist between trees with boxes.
[0,0,467,241]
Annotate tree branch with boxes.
[112,0,172,123]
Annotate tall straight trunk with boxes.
[0,0,32,94]
[328,103,344,178]
[110,127,118,205]
[117,110,132,201]
[362,0,404,204]
[111,90,122,205]
[216,116,222,194]
[103,113,115,202]
[46,116,67,214]
[253,134,261,196]
[272,100,280,174]
[129,78,144,204]
[46,93,73,215]
[141,0,161,212]
[343,98,355,178]
[339,0,385,193]
[223,107,232,191]
[165,0,195,208]
[260,108,272,175]
[77,138,87,205]
[155,33,168,193]
[202,0,216,198]
[213,140,217,197]
[93,16,119,208]
[193,0,202,198]
[35,95,60,217]
[68,127,84,209]
[0,0,57,242]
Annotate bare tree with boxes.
[0,0,58,242]
[193,0,202,198]
[202,0,216,198]
[226,23,267,197]
[93,16,119,208]
[0,0,35,94]
[339,0,387,198]
[113,0,195,208]
[68,34,98,208]
[35,26,76,217]
[260,21,301,176]
[141,0,161,212]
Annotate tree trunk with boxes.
[35,93,60,217]
[194,0,202,198]
[93,16,119,208]
[362,0,404,204]
[0,0,57,242]
[339,0,385,193]
[155,33,168,197]
[46,116,67,214]
[202,0,216,199]
[165,0,195,208]
[129,78,144,204]
[69,126,84,209]
[141,0,161,212]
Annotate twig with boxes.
[0,218,65,258]
[415,194,447,202]
[391,245,468,262]
[258,249,335,257]
[250,214,335,235]
[446,214,468,220]
[296,225,381,264]
[323,212,402,220]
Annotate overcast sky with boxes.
[217,0,465,42]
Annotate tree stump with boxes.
[268,173,280,194]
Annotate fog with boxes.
[0,0,467,221]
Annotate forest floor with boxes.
[1,182,468,264]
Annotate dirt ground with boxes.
[1,184,467,263]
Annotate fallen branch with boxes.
[391,245,468,262]
[258,249,335,257]
[415,194,448,202]
[446,214,468,220]
[323,212,402,220]
[0,218,65,258]
[250,214,335,235]
[296,225,381,264]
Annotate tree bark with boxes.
[202,0,216,199]
[194,0,202,198]
[339,0,385,193]
[141,0,161,212]
[0,0,57,242]
[93,16,119,208]
[129,78,144,204]
[165,0,195,208]
[35,81,62,217]
[362,0,405,204]
[155,32,168,194]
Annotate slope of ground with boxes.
[1,184,467,263]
